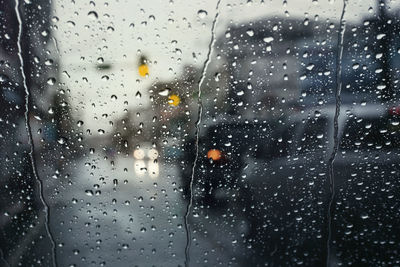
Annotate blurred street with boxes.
[43,150,238,266]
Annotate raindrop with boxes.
[0,74,8,83]
[376,33,386,40]
[263,36,274,43]
[197,10,208,19]
[361,214,369,219]
[214,72,221,82]
[88,11,98,20]
[377,84,386,90]
[57,137,67,144]
[47,77,56,85]
[158,88,170,96]
[45,59,54,66]
[67,21,75,27]
[246,29,254,36]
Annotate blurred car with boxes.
[133,142,160,177]
[133,142,159,161]
[179,119,276,205]
[240,103,400,265]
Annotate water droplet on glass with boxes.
[197,10,207,19]
[376,33,386,40]
[246,29,254,36]
[88,11,98,20]
[158,88,170,96]
[47,77,56,85]
[67,20,75,27]
[45,59,54,66]
[0,74,9,83]
[57,137,67,144]
[263,36,274,43]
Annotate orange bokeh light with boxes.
[207,149,222,161]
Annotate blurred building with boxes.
[212,10,400,121]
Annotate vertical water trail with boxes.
[326,0,348,266]
[14,0,58,266]
[52,37,60,55]
[0,248,10,267]
[183,0,222,266]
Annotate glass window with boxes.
[1,0,400,266]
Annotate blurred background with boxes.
[1,0,400,266]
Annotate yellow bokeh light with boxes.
[168,94,181,106]
[138,64,149,77]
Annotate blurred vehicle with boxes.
[133,142,160,177]
[179,119,276,205]
[240,103,400,265]
[133,142,159,161]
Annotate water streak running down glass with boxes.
[1,0,400,266]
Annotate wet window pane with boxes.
[1,0,400,266]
